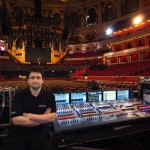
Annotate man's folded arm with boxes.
[24,112,56,124]
[12,116,41,127]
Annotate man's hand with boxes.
[44,108,51,114]
[23,113,29,118]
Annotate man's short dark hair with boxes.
[27,67,44,79]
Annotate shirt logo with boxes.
[11,111,16,114]
[39,105,46,108]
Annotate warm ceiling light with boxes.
[133,16,143,25]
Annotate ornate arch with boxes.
[102,0,116,12]
[86,7,97,24]
[11,5,25,16]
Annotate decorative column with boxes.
[116,0,121,18]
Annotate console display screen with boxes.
[54,93,70,105]
[117,89,129,100]
[70,92,87,104]
[87,91,102,102]
[103,90,116,101]
[143,89,150,103]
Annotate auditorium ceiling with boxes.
[40,0,86,3]
[8,0,102,8]
[23,0,87,4]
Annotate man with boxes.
[2,67,57,150]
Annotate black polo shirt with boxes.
[11,87,56,132]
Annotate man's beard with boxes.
[30,84,41,90]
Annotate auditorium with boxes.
[0,0,150,149]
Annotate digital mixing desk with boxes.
[52,90,150,147]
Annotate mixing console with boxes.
[56,104,82,127]
[52,83,150,149]
[57,105,75,120]
[73,103,98,117]
[53,98,150,134]
[53,88,150,135]
[138,105,150,113]
[135,103,150,117]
